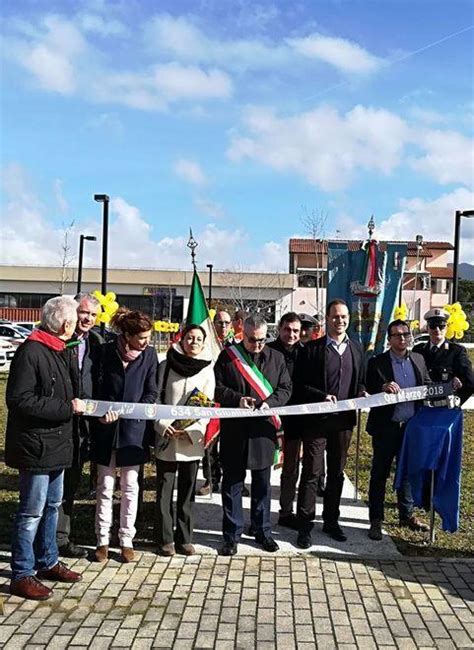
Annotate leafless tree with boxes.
[58,220,75,294]
[300,207,328,317]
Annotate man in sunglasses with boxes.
[366,319,431,541]
[214,314,292,555]
[413,308,473,405]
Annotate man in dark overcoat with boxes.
[57,293,103,558]
[295,299,366,547]
[214,314,292,555]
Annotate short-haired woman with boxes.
[91,308,158,563]
[155,324,215,556]
[6,295,86,600]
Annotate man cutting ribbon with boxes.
[214,314,292,556]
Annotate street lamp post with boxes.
[452,209,474,302]
[77,235,97,294]
[94,194,110,297]
[207,263,213,309]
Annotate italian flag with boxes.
[186,269,222,361]
[186,269,222,449]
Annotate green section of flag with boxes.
[186,270,209,326]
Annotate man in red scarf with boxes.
[6,296,86,601]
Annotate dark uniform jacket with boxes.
[267,337,305,439]
[413,340,473,405]
[365,350,431,435]
[214,342,292,470]
[91,342,158,467]
[5,340,74,472]
[295,335,366,433]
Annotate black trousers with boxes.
[202,440,221,488]
[155,459,199,546]
[368,423,414,522]
[279,437,302,517]
[297,427,352,529]
[221,464,272,543]
[56,464,84,547]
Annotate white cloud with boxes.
[0,165,288,271]
[335,187,474,263]
[410,129,474,186]
[228,104,410,191]
[194,197,226,220]
[287,33,383,74]
[145,14,381,75]
[78,13,127,36]
[53,179,68,214]
[174,159,208,186]
[4,14,233,110]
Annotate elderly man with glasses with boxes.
[413,308,473,405]
[366,319,431,541]
[214,314,292,555]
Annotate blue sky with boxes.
[1,0,473,271]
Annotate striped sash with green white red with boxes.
[226,343,282,431]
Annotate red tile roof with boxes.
[427,266,454,279]
[289,238,453,257]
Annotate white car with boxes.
[0,323,27,347]
[0,339,16,372]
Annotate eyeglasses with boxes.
[389,333,411,339]
[428,322,447,330]
[247,336,266,344]
[216,320,231,326]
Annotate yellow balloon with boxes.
[209,308,216,321]
[105,291,116,303]
[462,321,469,331]
[100,312,111,324]
[455,330,464,339]
[107,301,119,313]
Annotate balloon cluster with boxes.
[154,321,180,333]
[393,304,408,321]
[209,308,216,321]
[92,290,119,325]
[443,303,469,340]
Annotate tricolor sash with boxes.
[226,344,282,431]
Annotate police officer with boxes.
[413,308,473,405]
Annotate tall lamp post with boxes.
[94,194,110,297]
[452,209,474,302]
[207,263,213,309]
[77,235,97,294]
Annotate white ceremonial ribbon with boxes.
[83,383,462,421]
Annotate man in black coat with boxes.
[214,314,292,555]
[295,299,366,547]
[6,296,86,601]
[57,293,103,558]
[268,312,304,529]
[366,319,431,541]
[413,307,473,405]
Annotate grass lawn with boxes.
[0,361,473,557]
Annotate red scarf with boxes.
[28,329,65,352]
[117,334,143,362]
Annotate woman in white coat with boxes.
[155,324,215,556]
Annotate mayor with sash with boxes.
[214,314,292,556]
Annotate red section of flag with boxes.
[204,403,220,449]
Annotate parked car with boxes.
[0,323,27,347]
[0,339,16,372]
[11,324,34,336]
[13,321,37,332]
[412,333,430,347]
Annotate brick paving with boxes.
[0,552,473,649]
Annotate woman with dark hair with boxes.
[154,324,215,556]
[92,308,158,563]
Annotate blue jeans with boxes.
[11,470,64,581]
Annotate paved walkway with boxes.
[1,471,473,648]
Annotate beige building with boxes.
[0,265,296,324]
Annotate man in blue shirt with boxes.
[366,319,431,541]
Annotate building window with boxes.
[431,279,448,294]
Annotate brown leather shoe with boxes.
[94,545,109,562]
[36,561,82,583]
[197,482,210,496]
[121,547,135,563]
[157,543,175,557]
[176,543,195,556]
[399,515,429,532]
[10,576,53,601]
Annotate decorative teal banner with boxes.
[327,241,407,354]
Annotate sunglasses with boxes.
[216,320,231,326]
[428,321,447,330]
[389,332,411,339]
[247,336,266,344]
